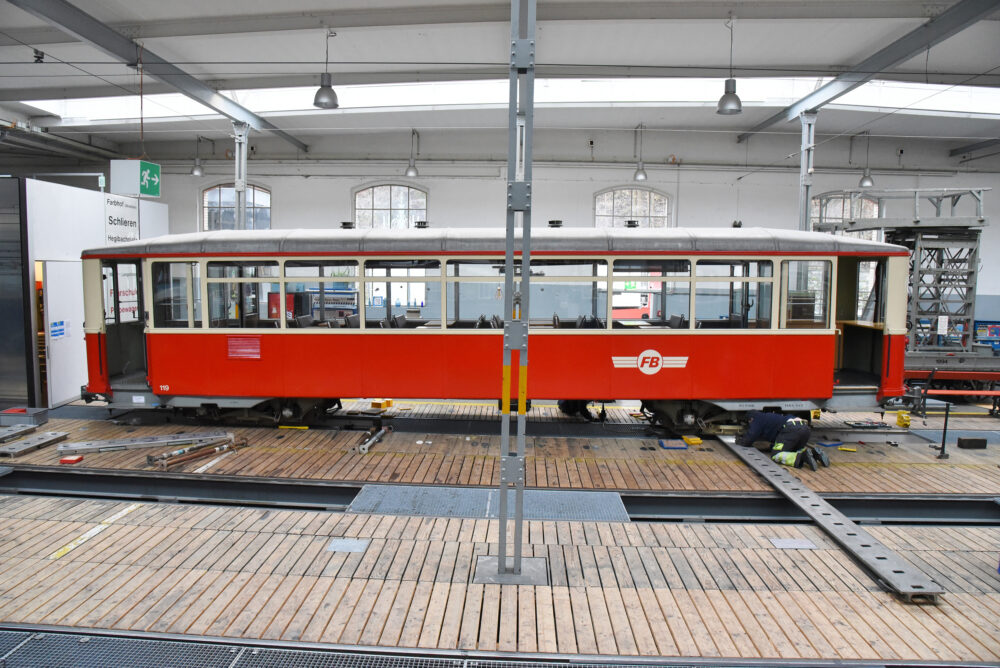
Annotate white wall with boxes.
[139,199,170,238]
[24,179,169,406]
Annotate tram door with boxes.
[101,260,149,390]
[833,257,887,387]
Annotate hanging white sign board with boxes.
[104,195,140,245]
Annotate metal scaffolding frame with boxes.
[812,187,992,370]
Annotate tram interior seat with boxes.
[393,314,407,329]
[474,315,489,328]
[491,315,502,328]
[295,315,315,328]
[345,314,361,328]
[668,314,688,329]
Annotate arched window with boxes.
[354,184,427,229]
[202,184,271,230]
[594,187,671,228]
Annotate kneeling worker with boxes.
[736,410,828,470]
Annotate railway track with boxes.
[2,465,997,525]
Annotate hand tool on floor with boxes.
[354,424,391,454]
[146,434,234,466]
[156,437,246,469]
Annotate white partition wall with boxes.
[41,260,87,406]
[23,179,168,407]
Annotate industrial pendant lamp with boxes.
[859,130,874,188]
[633,124,647,182]
[404,129,419,177]
[717,13,742,115]
[313,30,339,109]
[190,137,203,177]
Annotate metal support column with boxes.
[231,121,250,229]
[474,0,546,586]
[797,112,817,231]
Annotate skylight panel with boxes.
[22,77,1000,124]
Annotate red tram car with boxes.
[81,227,909,429]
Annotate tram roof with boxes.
[83,227,908,258]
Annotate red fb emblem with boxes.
[637,348,662,375]
[611,349,688,375]
[639,353,660,371]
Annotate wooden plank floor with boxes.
[0,494,997,661]
[9,412,1000,495]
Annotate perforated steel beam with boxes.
[718,435,944,602]
[736,0,1000,143]
[7,0,309,153]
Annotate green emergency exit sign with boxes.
[139,161,160,197]
[109,159,161,198]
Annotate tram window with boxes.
[696,260,771,277]
[207,261,279,279]
[114,264,140,323]
[530,259,607,278]
[285,260,358,279]
[365,280,440,327]
[611,259,690,327]
[783,260,831,328]
[152,262,202,328]
[446,281,504,328]
[612,281,690,327]
[856,260,885,322]
[102,265,115,324]
[695,281,772,329]
[285,283,359,323]
[613,259,689,276]
[529,282,608,327]
[447,260,506,278]
[208,281,281,328]
[365,259,440,276]
[364,260,441,328]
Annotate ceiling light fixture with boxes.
[313,30,339,109]
[191,136,204,176]
[404,129,419,177]
[633,123,647,181]
[859,130,874,188]
[717,13,742,115]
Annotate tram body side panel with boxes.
[144,330,834,401]
[84,333,110,394]
[880,333,906,398]
[145,332,504,399]
[591,332,832,400]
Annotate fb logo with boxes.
[638,350,661,373]
[612,349,688,375]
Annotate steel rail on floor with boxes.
[0,465,359,511]
[1,465,997,524]
[1,624,996,668]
